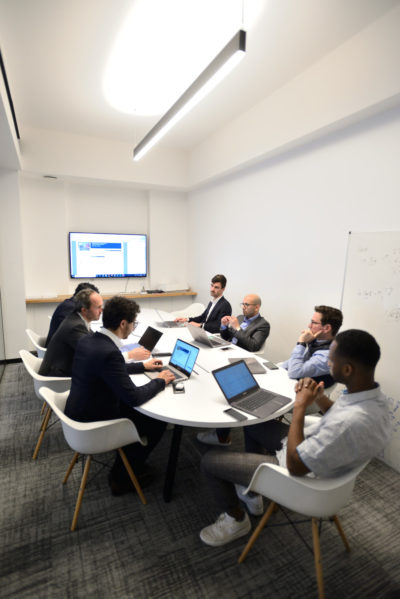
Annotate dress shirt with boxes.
[281,340,331,379]
[99,326,123,349]
[276,385,391,477]
[203,297,221,326]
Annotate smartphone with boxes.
[263,361,279,370]
[223,407,248,421]
[220,346,233,351]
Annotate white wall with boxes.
[187,105,400,362]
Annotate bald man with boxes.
[219,294,270,353]
[197,294,270,447]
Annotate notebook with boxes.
[212,359,292,418]
[145,338,200,382]
[228,356,266,374]
[137,326,163,352]
[187,323,231,348]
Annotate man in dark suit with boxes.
[220,294,270,353]
[45,282,99,347]
[39,288,104,377]
[65,296,174,495]
[175,274,232,333]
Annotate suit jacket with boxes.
[220,314,270,353]
[45,296,77,347]
[65,332,164,422]
[189,296,232,333]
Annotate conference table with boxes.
[119,308,296,502]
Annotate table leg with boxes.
[163,424,183,502]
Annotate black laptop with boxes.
[138,326,163,352]
[212,359,292,418]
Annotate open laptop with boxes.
[145,338,200,382]
[228,356,266,374]
[187,323,231,348]
[212,359,292,418]
[155,309,184,329]
[137,326,163,352]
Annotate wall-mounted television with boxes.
[69,232,147,279]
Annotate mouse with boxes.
[174,382,184,391]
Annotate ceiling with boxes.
[0,0,399,155]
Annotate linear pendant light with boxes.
[133,29,246,161]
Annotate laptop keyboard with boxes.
[237,389,275,410]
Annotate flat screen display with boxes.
[69,232,147,278]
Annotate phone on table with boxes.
[263,361,279,370]
[223,407,248,421]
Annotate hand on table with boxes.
[174,317,188,323]
[143,358,163,371]
[127,346,151,361]
[157,370,175,385]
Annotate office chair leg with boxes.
[71,455,91,532]
[63,452,80,484]
[332,515,350,552]
[118,448,147,505]
[238,501,277,563]
[32,406,52,459]
[312,517,325,599]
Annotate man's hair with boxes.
[102,296,140,330]
[74,288,97,311]
[74,282,99,295]
[315,305,343,336]
[212,274,227,288]
[334,329,381,370]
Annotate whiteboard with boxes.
[341,231,400,472]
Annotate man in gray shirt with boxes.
[199,329,392,547]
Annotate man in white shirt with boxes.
[199,329,391,547]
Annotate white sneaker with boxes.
[235,484,264,516]
[196,430,231,446]
[200,512,251,547]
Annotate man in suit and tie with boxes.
[45,282,99,347]
[65,295,174,495]
[197,294,270,447]
[175,274,232,333]
[39,288,104,377]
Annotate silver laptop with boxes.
[145,338,199,382]
[155,309,184,328]
[212,359,292,418]
[187,323,231,348]
[228,356,266,374]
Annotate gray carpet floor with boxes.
[1,363,400,599]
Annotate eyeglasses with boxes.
[310,320,322,326]
[240,303,257,307]
[132,321,139,330]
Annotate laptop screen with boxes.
[170,339,199,376]
[213,360,259,401]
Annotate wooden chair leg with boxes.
[332,515,351,552]
[238,501,277,563]
[118,448,147,505]
[32,406,52,459]
[312,517,325,599]
[63,452,80,484]
[40,400,46,416]
[71,455,91,532]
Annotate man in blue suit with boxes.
[175,274,232,333]
[65,296,174,495]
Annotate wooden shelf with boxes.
[26,291,197,305]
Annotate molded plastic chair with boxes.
[19,350,71,459]
[39,387,148,531]
[238,451,369,599]
[170,302,205,319]
[25,328,47,358]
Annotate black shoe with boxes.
[108,466,154,497]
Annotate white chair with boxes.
[39,388,148,532]
[170,302,205,319]
[238,454,369,599]
[25,328,47,359]
[19,350,71,459]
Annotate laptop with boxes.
[145,338,200,382]
[155,310,184,329]
[212,359,292,418]
[137,326,163,352]
[228,356,266,374]
[187,323,231,348]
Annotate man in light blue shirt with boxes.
[199,329,391,547]
[281,305,343,388]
